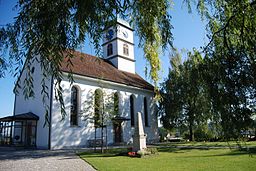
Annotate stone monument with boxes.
[133,112,147,151]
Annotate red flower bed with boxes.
[128,151,137,157]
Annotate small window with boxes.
[114,92,119,116]
[123,44,129,56]
[31,67,35,74]
[144,97,149,127]
[94,89,103,127]
[130,95,135,127]
[107,43,113,56]
[70,86,78,126]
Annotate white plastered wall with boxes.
[14,59,51,149]
[50,73,158,149]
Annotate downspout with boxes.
[48,76,54,150]
[12,94,17,145]
[13,94,16,116]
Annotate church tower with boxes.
[102,18,135,74]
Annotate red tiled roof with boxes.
[60,51,154,91]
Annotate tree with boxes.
[0,0,173,120]
[82,86,116,153]
[0,0,255,138]
[174,0,256,140]
[197,0,256,140]
[160,50,211,141]
[158,49,183,132]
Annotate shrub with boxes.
[146,147,159,154]
[137,148,159,158]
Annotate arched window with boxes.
[114,92,119,116]
[107,43,113,56]
[94,89,103,127]
[70,86,78,126]
[123,44,129,56]
[130,95,135,127]
[144,97,149,127]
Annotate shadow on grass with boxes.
[158,146,256,158]
[79,148,129,158]
[156,141,256,148]
[79,146,256,159]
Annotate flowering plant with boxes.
[128,151,137,157]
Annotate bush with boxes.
[194,127,215,141]
[159,127,168,142]
[147,147,159,154]
[137,148,159,158]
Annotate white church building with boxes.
[0,19,159,149]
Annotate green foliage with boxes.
[160,0,256,141]
[194,125,214,141]
[0,0,174,122]
[113,92,119,116]
[82,85,116,153]
[82,87,115,127]
[133,0,173,84]
[0,1,255,137]
[160,49,212,141]
[94,89,104,127]
[158,127,169,142]
[195,0,256,140]
[137,148,158,158]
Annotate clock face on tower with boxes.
[106,29,114,40]
[122,30,128,38]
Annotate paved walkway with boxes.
[0,147,96,171]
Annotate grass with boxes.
[79,144,256,171]
[154,141,256,148]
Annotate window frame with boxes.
[144,97,149,127]
[123,43,129,56]
[130,95,135,127]
[114,92,119,116]
[70,86,79,126]
[107,43,113,56]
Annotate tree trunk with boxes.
[255,127,256,137]
[188,109,195,142]
[189,122,194,142]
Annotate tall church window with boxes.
[114,92,119,116]
[144,97,149,127]
[130,95,135,127]
[70,86,79,126]
[107,43,113,56]
[123,44,129,56]
[94,89,103,127]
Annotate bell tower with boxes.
[102,18,135,74]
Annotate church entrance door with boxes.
[113,123,122,143]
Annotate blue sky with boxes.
[0,0,206,118]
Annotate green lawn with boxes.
[155,141,256,148]
[79,147,256,171]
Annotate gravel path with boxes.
[0,147,96,171]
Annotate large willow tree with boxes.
[0,0,255,132]
[161,0,256,140]
[196,0,256,139]
[0,0,173,120]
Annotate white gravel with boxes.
[0,147,96,171]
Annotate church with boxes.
[0,19,159,149]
